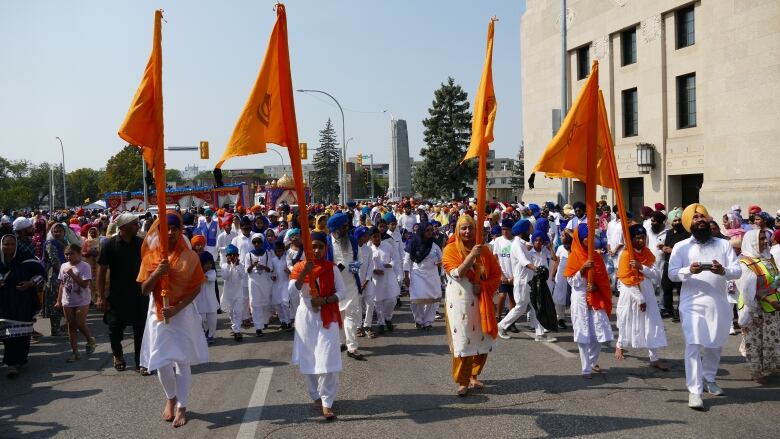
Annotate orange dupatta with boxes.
[563,226,612,316]
[136,216,205,321]
[290,260,342,329]
[616,246,655,287]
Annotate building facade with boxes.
[389,119,412,198]
[521,0,780,216]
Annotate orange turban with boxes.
[681,203,709,233]
[190,235,206,247]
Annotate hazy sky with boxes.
[0,0,526,173]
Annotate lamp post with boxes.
[55,137,67,209]
[297,89,347,205]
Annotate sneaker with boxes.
[704,381,724,396]
[385,321,394,332]
[508,324,521,333]
[557,319,567,330]
[85,339,97,355]
[534,335,557,343]
[497,328,511,339]
[729,326,736,335]
[255,329,263,337]
[234,333,243,342]
[688,393,704,410]
[415,323,423,329]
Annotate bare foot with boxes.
[322,405,336,421]
[592,364,603,373]
[615,347,625,360]
[162,398,176,422]
[649,360,670,371]
[172,407,187,428]
[468,378,485,389]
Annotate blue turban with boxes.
[347,201,357,208]
[534,217,550,234]
[311,231,328,243]
[430,220,441,227]
[361,206,371,215]
[629,224,646,237]
[204,209,214,216]
[577,223,588,241]
[353,226,369,241]
[528,203,541,218]
[199,250,214,265]
[490,225,502,236]
[545,201,555,210]
[512,219,532,236]
[327,212,348,231]
[167,213,182,228]
[225,244,239,255]
[572,201,586,211]
[500,218,514,229]
[383,212,397,223]
[531,230,550,244]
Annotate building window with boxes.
[676,6,695,49]
[621,27,637,66]
[622,88,638,137]
[576,45,590,80]
[677,73,696,128]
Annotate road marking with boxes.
[236,367,274,439]
[523,332,578,358]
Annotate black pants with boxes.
[2,336,31,366]
[109,321,146,367]
[661,267,681,312]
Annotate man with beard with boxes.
[327,213,365,360]
[669,204,740,410]
[661,208,690,321]
[12,217,36,258]
[565,201,587,232]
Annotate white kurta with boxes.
[244,252,274,306]
[270,254,289,305]
[289,266,346,374]
[140,296,209,371]
[194,269,219,313]
[370,240,400,302]
[220,261,246,309]
[553,246,569,305]
[216,230,237,263]
[567,272,614,344]
[668,237,741,347]
[331,239,360,312]
[404,244,443,301]
[445,273,495,357]
[616,263,667,349]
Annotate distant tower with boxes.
[389,119,412,198]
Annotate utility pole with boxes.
[369,154,375,200]
[560,0,569,205]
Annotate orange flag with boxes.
[462,17,497,245]
[215,4,299,169]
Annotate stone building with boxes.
[521,0,780,216]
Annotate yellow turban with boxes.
[681,203,709,232]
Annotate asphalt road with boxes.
[1,295,778,439]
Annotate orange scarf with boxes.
[442,216,500,339]
[137,219,205,321]
[290,259,343,329]
[563,227,612,315]
[616,246,655,287]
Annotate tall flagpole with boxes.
[560,0,569,206]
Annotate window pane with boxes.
[676,7,695,48]
[577,45,590,79]
[622,27,637,66]
[677,74,696,128]
[622,88,638,137]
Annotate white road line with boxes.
[236,367,274,439]
[523,332,578,358]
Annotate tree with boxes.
[0,157,57,209]
[67,168,104,205]
[508,143,525,192]
[165,169,184,184]
[100,145,143,193]
[413,77,476,200]
[310,118,340,203]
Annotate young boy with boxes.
[245,235,273,336]
[55,244,97,362]
[221,244,246,341]
[270,241,292,330]
[194,252,219,344]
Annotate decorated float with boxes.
[260,174,310,209]
[104,182,252,211]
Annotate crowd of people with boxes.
[1,198,779,424]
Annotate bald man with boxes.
[668,204,740,410]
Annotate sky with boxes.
[0,0,526,174]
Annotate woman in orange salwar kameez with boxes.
[442,214,501,397]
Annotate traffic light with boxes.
[356,154,363,166]
[199,141,209,159]
[299,143,307,160]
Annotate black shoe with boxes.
[415,323,423,329]
[396,298,402,309]
[340,344,347,352]
[255,329,263,336]
[672,310,680,323]
[347,351,367,361]
[558,319,567,330]
[508,324,520,333]
[424,325,433,331]
[385,321,394,332]
[217,308,223,314]
[377,325,385,334]
[234,333,243,342]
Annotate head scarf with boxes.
[681,203,709,233]
[531,230,550,244]
[405,221,435,264]
[383,212,397,224]
[250,233,266,256]
[563,224,612,315]
[512,219,532,236]
[617,225,656,287]
[740,229,770,259]
[314,214,328,232]
[137,211,205,321]
[353,226,369,242]
[534,217,550,235]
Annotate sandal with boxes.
[457,385,468,397]
[66,352,80,363]
[592,365,603,373]
[85,339,97,355]
[649,361,670,372]
[113,356,126,371]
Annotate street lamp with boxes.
[297,89,347,205]
[55,137,67,209]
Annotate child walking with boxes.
[55,244,96,362]
[270,241,292,330]
[194,252,219,344]
[221,244,247,341]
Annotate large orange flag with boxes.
[462,17,497,246]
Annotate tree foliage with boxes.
[100,145,143,193]
[165,169,184,184]
[0,157,57,210]
[310,118,341,203]
[67,168,104,205]
[508,143,525,192]
[413,77,476,200]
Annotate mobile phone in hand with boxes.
[699,263,713,271]
[338,263,346,272]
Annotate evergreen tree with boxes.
[413,77,476,200]
[310,118,341,203]
[509,143,525,192]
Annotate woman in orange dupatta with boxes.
[564,223,614,378]
[138,211,206,428]
[442,214,501,397]
[615,224,668,370]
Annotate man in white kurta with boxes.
[328,213,366,360]
[289,233,346,419]
[668,204,740,410]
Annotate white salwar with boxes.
[220,261,247,333]
[552,246,570,320]
[499,238,542,334]
[331,237,361,353]
[244,251,274,330]
[194,269,219,338]
[668,236,740,394]
[369,240,401,326]
[615,261,667,362]
[404,244,443,326]
[289,266,346,408]
[568,271,614,374]
[358,243,375,329]
[270,254,291,324]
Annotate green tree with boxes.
[166,169,184,184]
[413,77,476,200]
[67,168,104,205]
[508,143,525,192]
[100,145,143,193]
[310,118,340,203]
[0,158,56,209]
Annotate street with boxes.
[1,295,778,439]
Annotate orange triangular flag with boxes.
[216,4,299,169]
[462,18,497,163]
[118,9,164,170]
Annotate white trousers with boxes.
[250,304,271,330]
[200,312,217,338]
[341,296,362,353]
[222,293,243,333]
[362,290,376,328]
[272,302,291,324]
[304,372,339,408]
[684,344,722,394]
[411,302,439,326]
[158,362,191,408]
[241,287,250,321]
[499,283,543,335]
[290,292,300,321]
[577,340,601,374]
[555,304,566,321]
[376,298,396,325]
